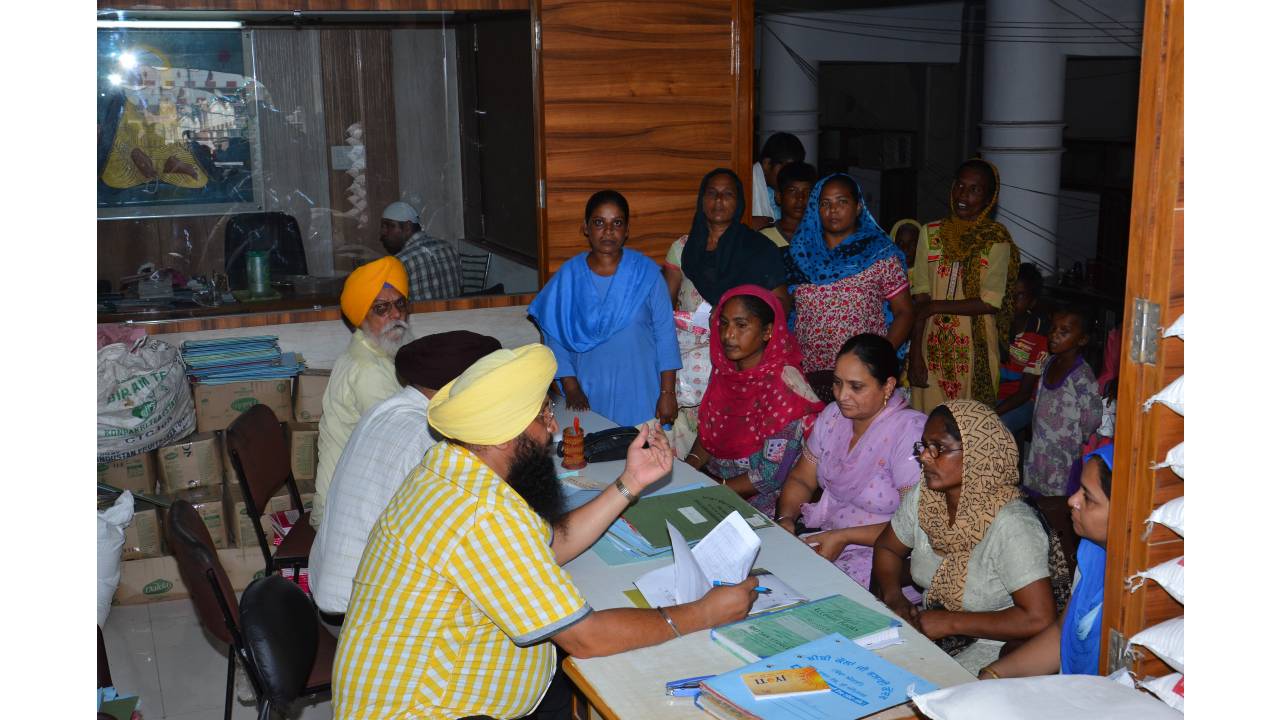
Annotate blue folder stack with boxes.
[180,336,305,383]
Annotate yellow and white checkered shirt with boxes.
[332,442,590,720]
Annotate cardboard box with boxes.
[97,452,157,494]
[217,430,238,486]
[286,421,320,481]
[164,487,229,549]
[157,432,224,493]
[123,505,164,560]
[193,379,293,433]
[225,484,313,548]
[293,369,330,422]
[112,546,264,605]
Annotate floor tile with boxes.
[153,609,230,717]
[102,604,163,717]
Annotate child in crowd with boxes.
[751,132,805,229]
[1022,306,1103,496]
[889,219,923,273]
[995,263,1054,434]
[760,161,818,247]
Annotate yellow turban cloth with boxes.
[428,344,557,445]
[340,256,410,326]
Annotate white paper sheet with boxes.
[633,512,762,607]
[691,511,761,586]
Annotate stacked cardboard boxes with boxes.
[192,379,293,433]
[98,452,158,495]
[111,370,330,606]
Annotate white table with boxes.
[553,406,974,719]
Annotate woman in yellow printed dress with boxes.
[907,158,1020,414]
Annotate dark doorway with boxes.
[458,15,538,266]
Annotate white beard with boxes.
[368,320,413,356]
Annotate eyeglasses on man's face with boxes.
[370,298,409,317]
[912,441,962,460]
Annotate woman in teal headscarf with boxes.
[977,444,1114,679]
[785,173,914,402]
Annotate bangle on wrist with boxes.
[657,605,682,638]
[980,667,999,680]
[613,476,638,505]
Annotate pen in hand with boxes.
[712,580,772,594]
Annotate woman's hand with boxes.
[883,592,920,630]
[915,609,953,640]
[564,386,591,411]
[805,529,849,562]
[656,391,678,426]
[907,354,929,388]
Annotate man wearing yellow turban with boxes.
[332,344,760,720]
[313,256,412,529]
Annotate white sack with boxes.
[97,491,135,627]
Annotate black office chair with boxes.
[225,212,308,291]
[458,251,491,294]
[166,500,334,720]
[240,575,334,720]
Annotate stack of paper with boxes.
[596,484,774,563]
[181,336,305,383]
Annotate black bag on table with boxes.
[556,426,640,464]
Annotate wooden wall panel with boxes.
[1100,0,1183,680]
[539,0,753,273]
[100,1,529,10]
[318,28,400,273]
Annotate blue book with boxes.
[696,633,937,720]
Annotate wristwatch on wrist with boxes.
[614,476,638,505]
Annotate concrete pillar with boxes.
[979,0,1067,271]
[758,17,819,163]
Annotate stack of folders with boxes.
[180,336,304,383]
[711,594,904,663]
[599,484,773,560]
[696,633,938,720]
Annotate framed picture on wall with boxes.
[97,28,264,219]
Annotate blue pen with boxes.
[712,580,771,594]
[665,674,714,696]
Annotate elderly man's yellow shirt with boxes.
[313,329,400,528]
[332,442,590,719]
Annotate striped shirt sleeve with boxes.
[447,506,590,646]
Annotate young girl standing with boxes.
[1022,307,1103,496]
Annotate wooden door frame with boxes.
[1099,0,1183,677]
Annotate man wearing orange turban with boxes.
[313,256,412,528]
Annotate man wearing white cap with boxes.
[380,200,464,300]
[332,344,758,720]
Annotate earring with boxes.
[882,394,889,408]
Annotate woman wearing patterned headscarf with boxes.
[907,158,1021,413]
[871,400,1058,674]
[785,173,914,403]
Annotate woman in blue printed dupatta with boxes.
[529,190,682,427]
[785,173,914,403]
[977,444,1115,680]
